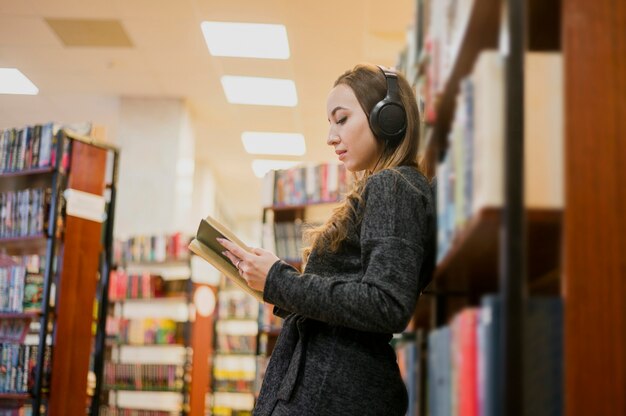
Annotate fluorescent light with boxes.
[242,132,305,156]
[0,68,38,95]
[221,76,297,107]
[200,22,289,59]
[252,159,300,178]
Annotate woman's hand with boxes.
[217,238,280,292]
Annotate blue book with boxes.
[428,326,452,416]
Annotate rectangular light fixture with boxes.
[0,68,38,95]
[252,160,300,178]
[200,22,289,59]
[242,132,305,156]
[221,76,297,107]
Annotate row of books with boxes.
[0,407,32,416]
[273,221,304,263]
[0,255,44,313]
[419,0,474,123]
[213,355,256,387]
[105,318,183,346]
[108,270,172,301]
[427,296,562,416]
[212,391,255,416]
[103,363,184,391]
[262,163,349,208]
[0,124,64,173]
[0,344,48,394]
[98,408,174,416]
[437,51,563,260]
[113,233,190,266]
[215,333,256,355]
[0,189,50,240]
[216,290,258,321]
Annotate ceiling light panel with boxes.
[242,132,305,156]
[201,22,289,59]
[221,76,297,107]
[252,160,300,178]
[0,68,38,95]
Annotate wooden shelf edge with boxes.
[0,311,41,319]
[0,167,56,178]
[433,207,562,293]
[0,392,31,400]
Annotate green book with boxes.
[188,216,263,302]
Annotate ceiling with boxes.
[0,0,414,220]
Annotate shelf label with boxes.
[64,188,106,223]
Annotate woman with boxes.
[219,63,436,416]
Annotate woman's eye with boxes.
[337,117,347,125]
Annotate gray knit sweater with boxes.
[254,166,436,416]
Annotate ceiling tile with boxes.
[45,18,133,47]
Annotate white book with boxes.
[471,51,505,213]
[525,52,564,209]
[471,51,564,212]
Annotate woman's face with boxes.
[326,84,382,172]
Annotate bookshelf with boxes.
[256,162,347,395]
[0,125,118,416]
[394,0,569,414]
[211,283,258,416]
[96,236,193,416]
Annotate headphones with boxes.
[369,65,407,148]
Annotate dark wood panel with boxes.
[528,0,561,50]
[563,0,626,414]
[47,141,107,416]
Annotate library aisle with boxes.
[0,0,623,415]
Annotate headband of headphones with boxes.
[369,65,407,147]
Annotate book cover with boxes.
[188,216,263,302]
[22,274,43,312]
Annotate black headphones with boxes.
[369,65,407,148]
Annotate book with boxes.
[188,216,263,302]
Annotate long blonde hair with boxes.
[303,64,423,262]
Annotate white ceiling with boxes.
[0,0,414,220]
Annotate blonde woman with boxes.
[219,63,436,416]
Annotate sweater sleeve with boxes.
[262,170,430,333]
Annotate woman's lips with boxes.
[336,150,347,160]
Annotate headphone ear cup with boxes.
[370,99,407,146]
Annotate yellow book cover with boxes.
[188,216,264,302]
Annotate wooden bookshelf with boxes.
[432,208,562,294]
[0,128,118,416]
[47,139,109,416]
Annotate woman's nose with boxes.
[327,132,340,146]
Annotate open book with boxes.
[188,216,264,302]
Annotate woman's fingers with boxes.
[222,250,241,267]
[217,238,250,260]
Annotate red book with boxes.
[454,308,480,416]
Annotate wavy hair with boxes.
[303,63,423,262]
